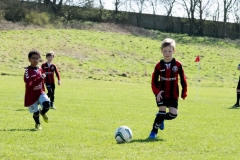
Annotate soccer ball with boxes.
[114,126,133,143]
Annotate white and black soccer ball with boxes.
[114,126,133,143]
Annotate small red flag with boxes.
[194,55,200,62]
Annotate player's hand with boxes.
[58,80,61,85]
[156,91,164,102]
[41,73,46,79]
[181,93,187,100]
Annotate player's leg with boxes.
[149,97,166,138]
[28,101,42,130]
[232,81,240,108]
[50,83,55,108]
[156,106,166,129]
[149,106,166,138]
[165,98,178,120]
[39,94,50,123]
[46,83,52,99]
[165,107,178,120]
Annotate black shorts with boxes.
[155,97,178,109]
[237,80,240,89]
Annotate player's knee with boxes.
[33,111,40,117]
[42,101,50,109]
[166,112,177,120]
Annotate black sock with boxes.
[151,111,166,132]
[41,101,50,114]
[165,112,177,120]
[33,113,40,124]
[41,108,49,115]
[237,92,240,104]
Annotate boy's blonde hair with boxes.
[160,38,176,50]
[46,51,54,58]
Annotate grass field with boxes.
[1,27,240,159]
[1,29,240,87]
[0,76,240,159]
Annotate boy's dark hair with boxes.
[46,51,54,58]
[28,50,41,59]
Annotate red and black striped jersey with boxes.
[24,66,45,107]
[41,62,60,84]
[151,58,187,99]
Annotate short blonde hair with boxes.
[46,51,54,58]
[160,38,176,50]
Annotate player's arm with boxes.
[54,65,61,85]
[24,69,45,87]
[151,65,164,102]
[40,65,46,84]
[41,64,45,72]
[151,65,161,96]
[179,65,187,100]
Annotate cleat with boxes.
[50,102,56,110]
[40,110,49,123]
[159,121,164,130]
[35,124,42,130]
[156,113,165,130]
[49,106,56,110]
[148,131,157,139]
[232,104,240,108]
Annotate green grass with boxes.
[1,27,240,159]
[0,76,240,159]
[0,29,240,87]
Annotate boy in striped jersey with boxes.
[149,38,187,139]
[24,50,50,130]
[41,51,61,109]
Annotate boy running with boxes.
[41,51,61,109]
[24,50,50,130]
[149,38,187,139]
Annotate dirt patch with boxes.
[0,20,156,38]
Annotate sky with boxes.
[100,0,236,23]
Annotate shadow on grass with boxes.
[0,128,36,132]
[227,106,240,109]
[129,138,165,143]
[15,109,26,111]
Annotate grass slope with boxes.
[0,29,240,87]
[0,76,239,159]
[1,26,240,159]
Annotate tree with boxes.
[221,0,237,38]
[149,0,159,29]
[61,0,77,22]
[112,0,128,22]
[212,0,220,22]
[113,0,121,22]
[181,0,200,35]
[161,0,177,32]
[232,0,240,23]
[232,0,240,38]
[98,0,104,22]
[161,0,176,17]
[196,0,213,36]
[82,0,95,8]
[133,0,148,27]
[2,0,27,22]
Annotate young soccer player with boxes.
[232,64,240,108]
[24,50,50,130]
[41,51,61,109]
[148,38,187,139]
